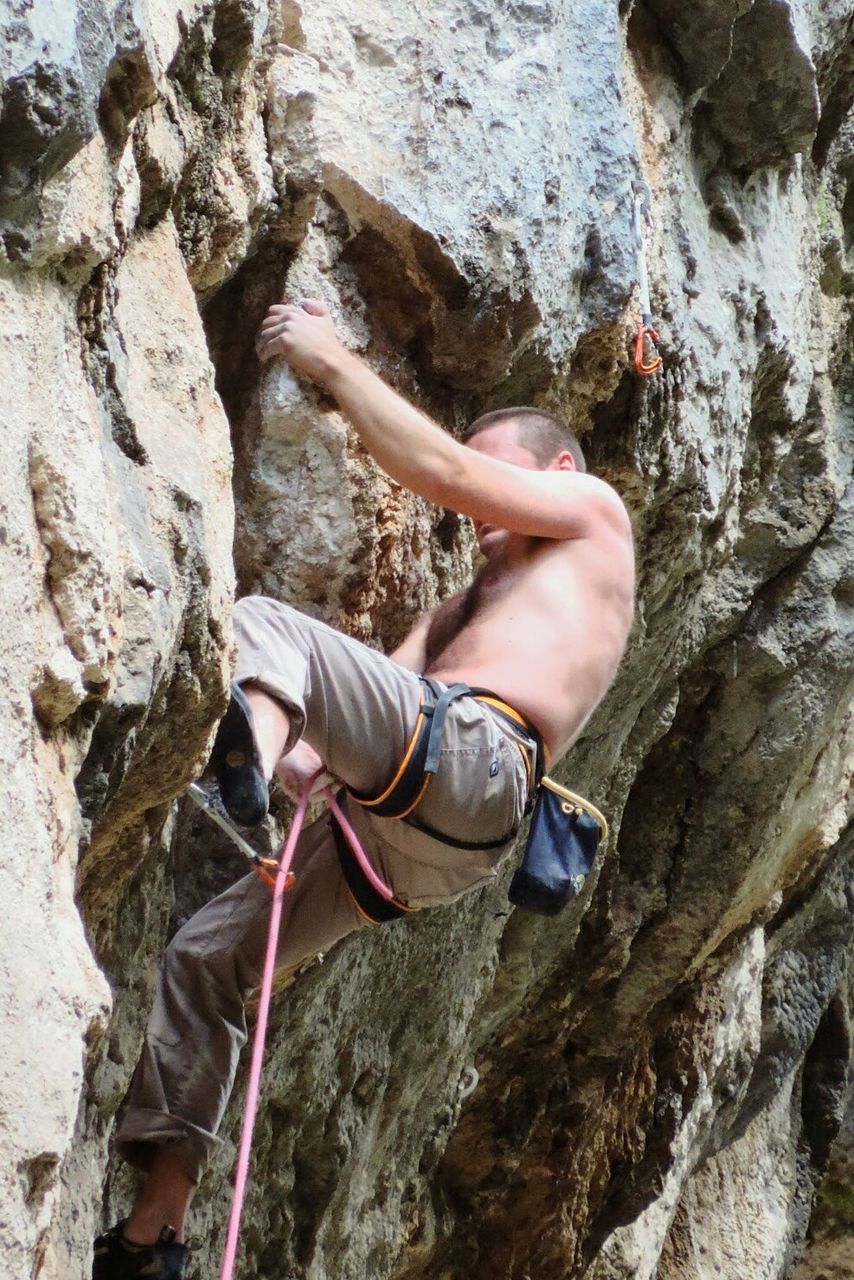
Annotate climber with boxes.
[92,299,635,1280]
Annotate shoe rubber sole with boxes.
[210,682,269,826]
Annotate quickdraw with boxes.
[631,180,663,376]
[187,782,291,890]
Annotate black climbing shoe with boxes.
[92,1222,189,1280]
[210,681,269,826]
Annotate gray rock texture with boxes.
[0,1,852,1278]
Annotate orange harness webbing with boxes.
[348,680,545,823]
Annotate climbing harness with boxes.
[348,679,474,819]
[631,179,663,376]
[342,678,549,918]
[349,678,544,824]
[208,773,396,1280]
[346,676,608,917]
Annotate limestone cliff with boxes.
[1,1,852,1277]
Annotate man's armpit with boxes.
[388,609,435,673]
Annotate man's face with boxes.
[464,420,541,555]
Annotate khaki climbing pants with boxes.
[114,596,534,1182]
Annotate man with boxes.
[93,300,635,1279]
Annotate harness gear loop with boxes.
[631,179,663,377]
[540,776,609,842]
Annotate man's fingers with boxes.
[256,294,340,376]
[260,318,291,338]
[260,300,327,332]
[261,306,299,327]
[256,333,289,361]
[265,299,327,317]
[299,298,328,316]
[256,319,296,358]
[255,335,280,359]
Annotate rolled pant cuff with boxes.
[113,1107,221,1185]
[232,666,307,755]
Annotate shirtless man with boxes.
[93,300,634,1280]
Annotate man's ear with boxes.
[554,450,577,472]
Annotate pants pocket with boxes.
[360,733,528,909]
[416,734,527,846]
[366,814,515,908]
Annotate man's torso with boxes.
[423,513,635,760]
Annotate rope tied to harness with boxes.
[631,179,663,377]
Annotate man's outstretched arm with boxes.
[257,300,628,542]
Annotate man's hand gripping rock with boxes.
[256,298,345,384]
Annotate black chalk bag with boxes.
[509,777,608,916]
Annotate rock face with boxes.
[0,1,852,1278]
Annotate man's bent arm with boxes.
[257,301,628,541]
[327,352,463,509]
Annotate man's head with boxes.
[462,406,586,473]
[462,407,586,554]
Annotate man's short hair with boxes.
[463,406,587,472]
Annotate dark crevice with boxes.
[77,261,150,466]
[811,17,854,166]
[201,239,297,431]
[97,45,158,151]
[0,62,94,215]
[210,0,258,80]
[585,368,647,472]
[200,235,302,600]
[801,992,851,1175]
[340,227,441,357]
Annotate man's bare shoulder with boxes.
[556,470,633,538]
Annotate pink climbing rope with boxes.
[219,777,394,1280]
[324,786,395,901]
[218,779,313,1280]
